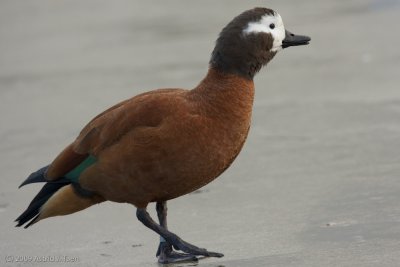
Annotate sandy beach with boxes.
[1,0,400,266]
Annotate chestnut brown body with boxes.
[48,69,254,208]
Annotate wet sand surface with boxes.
[1,0,400,266]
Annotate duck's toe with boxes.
[157,242,198,264]
[170,236,223,258]
[158,251,198,264]
[206,251,224,258]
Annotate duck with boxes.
[16,7,310,264]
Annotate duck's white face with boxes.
[210,8,310,79]
[243,13,285,52]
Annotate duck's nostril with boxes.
[290,33,295,36]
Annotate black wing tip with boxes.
[15,215,39,228]
[23,214,40,228]
[19,165,50,188]
[14,201,44,228]
[15,181,70,228]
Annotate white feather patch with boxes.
[243,13,285,52]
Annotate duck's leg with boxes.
[155,201,198,263]
[136,206,223,264]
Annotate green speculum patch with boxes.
[65,155,97,183]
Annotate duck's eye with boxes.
[269,23,275,30]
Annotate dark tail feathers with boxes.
[16,166,71,228]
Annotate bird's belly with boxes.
[143,127,250,202]
[89,119,250,206]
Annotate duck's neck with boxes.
[191,67,255,118]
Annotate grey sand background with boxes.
[1,0,400,266]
